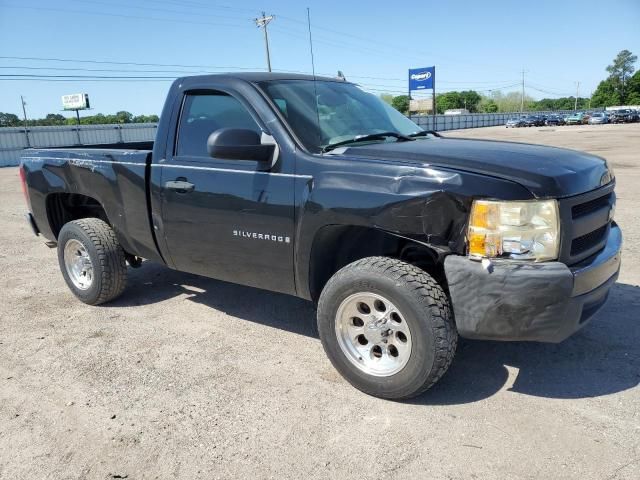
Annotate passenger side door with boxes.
[157,90,296,295]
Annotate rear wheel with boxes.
[317,257,457,400]
[57,218,127,305]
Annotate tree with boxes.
[591,78,621,108]
[379,93,394,105]
[133,114,159,123]
[478,98,498,113]
[433,90,482,113]
[626,70,640,105]
[435,91,461,113]
[391,95,409,114]
[484,91,533,112]
[529,97,588,111]
[43,113,66,126]
[458,90,481,112]
[115,111,133,124]
[0,112,21,127]
[606,49,637,103]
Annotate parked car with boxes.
[19,72,622,400]
[545,115,564,126]
[522,115,540,127]
[588,112,608,125]
[506,117,525,128]
[565,112,585,125]
[610,109,633,123]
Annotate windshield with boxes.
[258,79,423,153]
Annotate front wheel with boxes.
[317,257,457,400]
[57,218,127,305]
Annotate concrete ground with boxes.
[1,123,638,479]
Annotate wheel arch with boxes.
[307,225,446,302]
[46,192,111,240]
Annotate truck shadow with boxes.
[112,261,318,337]
[110,263,640,404]
[413,282,640,405]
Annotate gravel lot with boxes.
[1,123,639,480]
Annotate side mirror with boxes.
[207,128,274,162]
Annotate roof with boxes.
[177,72,348,84]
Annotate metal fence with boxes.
[410,110,575,131]
[0,123,158,166]
[0,111,575,166]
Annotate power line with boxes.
[273,14,522,74]
[69,0,251,22]
[0,70,523,93]
[0,74,178,79]
[0,65,219,74]
[527,81,574,97]
[0,55,265,71]
[269,26,430,64]
[1,3,248,28]
[135,0,260,14]
[527,85,574,97]
[0,55,524,87]
[0,78,174,82]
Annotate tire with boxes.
[57,218,127,305]
[317,257,457,400]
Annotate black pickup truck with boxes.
[20,73,622,399]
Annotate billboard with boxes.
[408,67,435,91]
[62,93,90,111]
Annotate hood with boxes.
[341,137,612,198]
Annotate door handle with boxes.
[165,179,195,192]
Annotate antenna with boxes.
[306,7,317,78]
[306,7,322,151]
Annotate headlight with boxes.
[468,199,560,261]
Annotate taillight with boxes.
[19,165,31,209]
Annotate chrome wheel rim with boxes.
[63,239,94,290]
[335,292,412,377]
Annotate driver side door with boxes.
[158,90,296,295]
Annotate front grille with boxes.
[558,184,615,265]
[570,225,608,256]
[572,193,611,218]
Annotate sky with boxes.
[0,0,639,119]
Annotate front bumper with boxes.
[444,223,622,343]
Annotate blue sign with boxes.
[409,66,435,91]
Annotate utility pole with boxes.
[520,69,525,113]
[254,12,275,72]
[574,81,580,111]
[20,95,30,147]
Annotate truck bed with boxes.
[20,144,162,263]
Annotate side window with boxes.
[176,92,261,157]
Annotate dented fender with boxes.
[293,153,535,299]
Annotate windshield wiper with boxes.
[408,130,441,138]
[322,131,414,152]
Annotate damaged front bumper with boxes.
[444,223,622,343]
